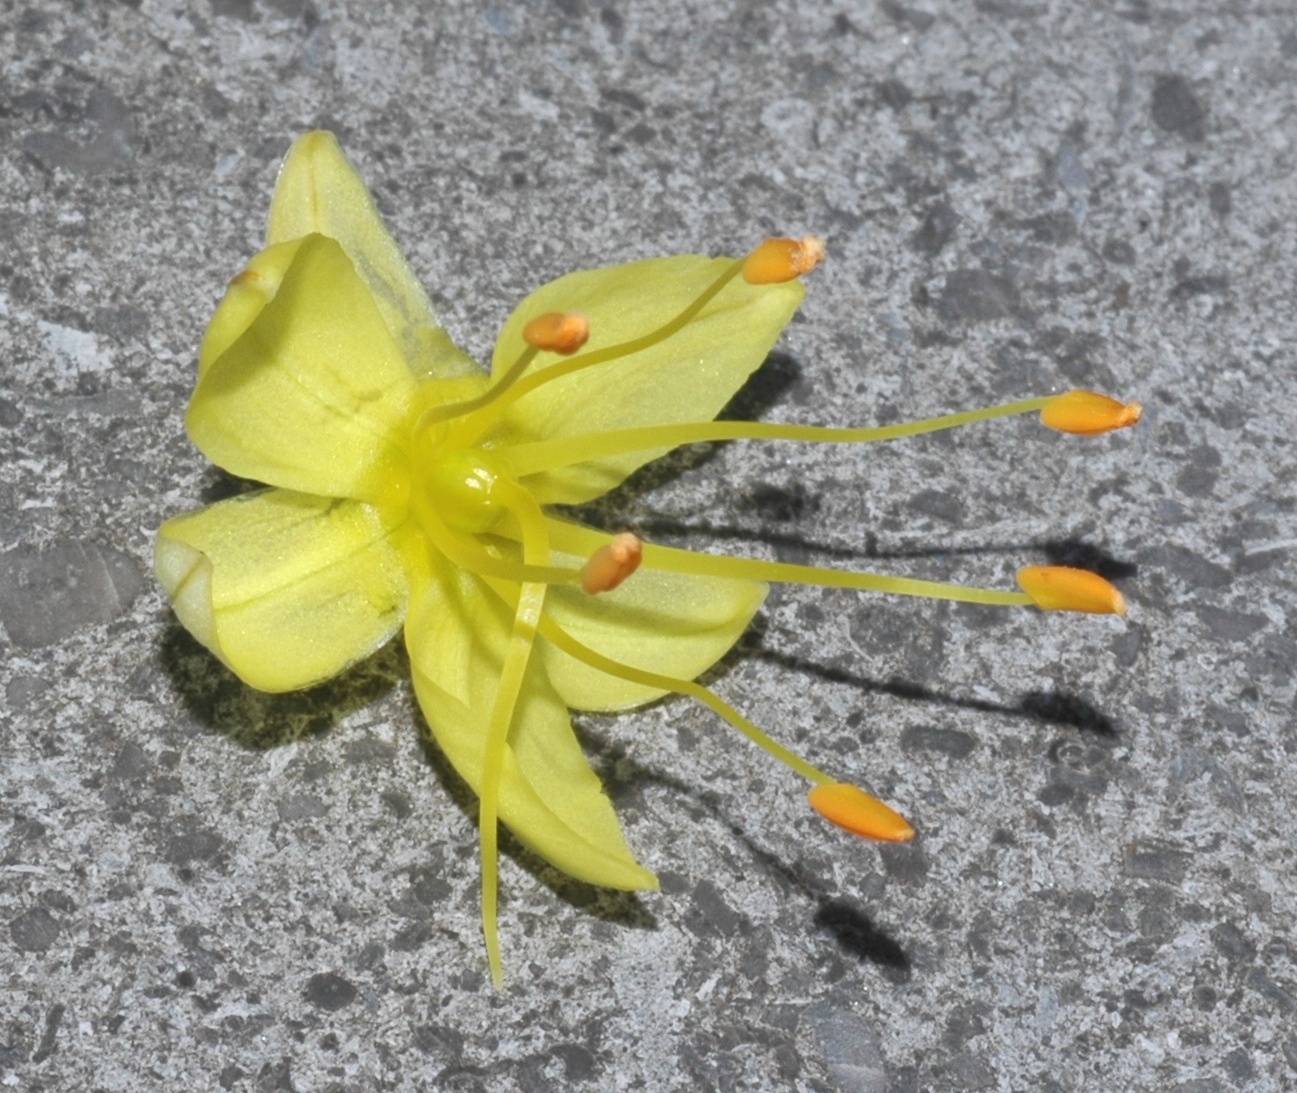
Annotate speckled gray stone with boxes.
[3,1,1296,1091]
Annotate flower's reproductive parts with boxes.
[155,132,1140,984]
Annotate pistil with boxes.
[475,477,552,988]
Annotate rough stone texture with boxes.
[1,1,1295,1090]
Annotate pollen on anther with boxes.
[742,236,827,285]
[1017,565,1126,616]
[581,533,643,594]
[1040,389,1143,435]
[523,311,590,354]
[808,783,915,843]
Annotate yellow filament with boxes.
[545,520,1033,607]
[414,346,539,432]
[478,574,832,785]
[502,397,1055,479]
[537,613,831,785]
[455,259,747,443]
[477,479,551,988]
[413,497,578,586]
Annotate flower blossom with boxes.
[155,132,1139,984]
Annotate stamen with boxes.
[451,259,747,443]
[484,557,919,859]
[522,311,590,355]
[580,532,643,594]
[807,782,915,842]
[1017,565,1126,615]
[502,397,1055,479]
[413,345,538,431]
[742,236,826,284]
[546,519,1034,608]
[1040,389,1143,435]
[412,493,579,585]
[528,607,832,785]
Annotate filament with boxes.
[544,519,1034,607]
[539,614,831,785]
[413,495,578,586]
[413,346,538,434]
[502,397,1055,479]
[456,259,747,443]
[478,575,832,786]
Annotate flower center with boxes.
[419,446,515,535]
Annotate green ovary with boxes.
[418,445,517,536]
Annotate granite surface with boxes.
[2,1,1296,1090]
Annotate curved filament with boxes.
[544,519,1033,608]
[502,396,1055,479]
[456,260,746,443]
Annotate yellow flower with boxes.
[154,132,1138,985]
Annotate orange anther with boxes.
[808,783,915,843]
[742,236,826,284]
[580,533,643,594]
[1017,565,1126,615]
[1040,389,1143,435]
[523,311,590,354]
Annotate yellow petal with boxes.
[197,240,302,380]
[488,255,805,505]
[154,489,413,693]
[267,130,477,381]
[406,560,656,891]
[186,233,417,505]
[539,520,767,711]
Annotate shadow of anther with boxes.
[814,899,912,982]
[716,351,802,422]
[1015,691,1116,737]
[744,638,1119,738]
[1041,538,1139,581]
[565,719,917,968]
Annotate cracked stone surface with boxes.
[2,1,1296,1090]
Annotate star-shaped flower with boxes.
[155,132,1138,984]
